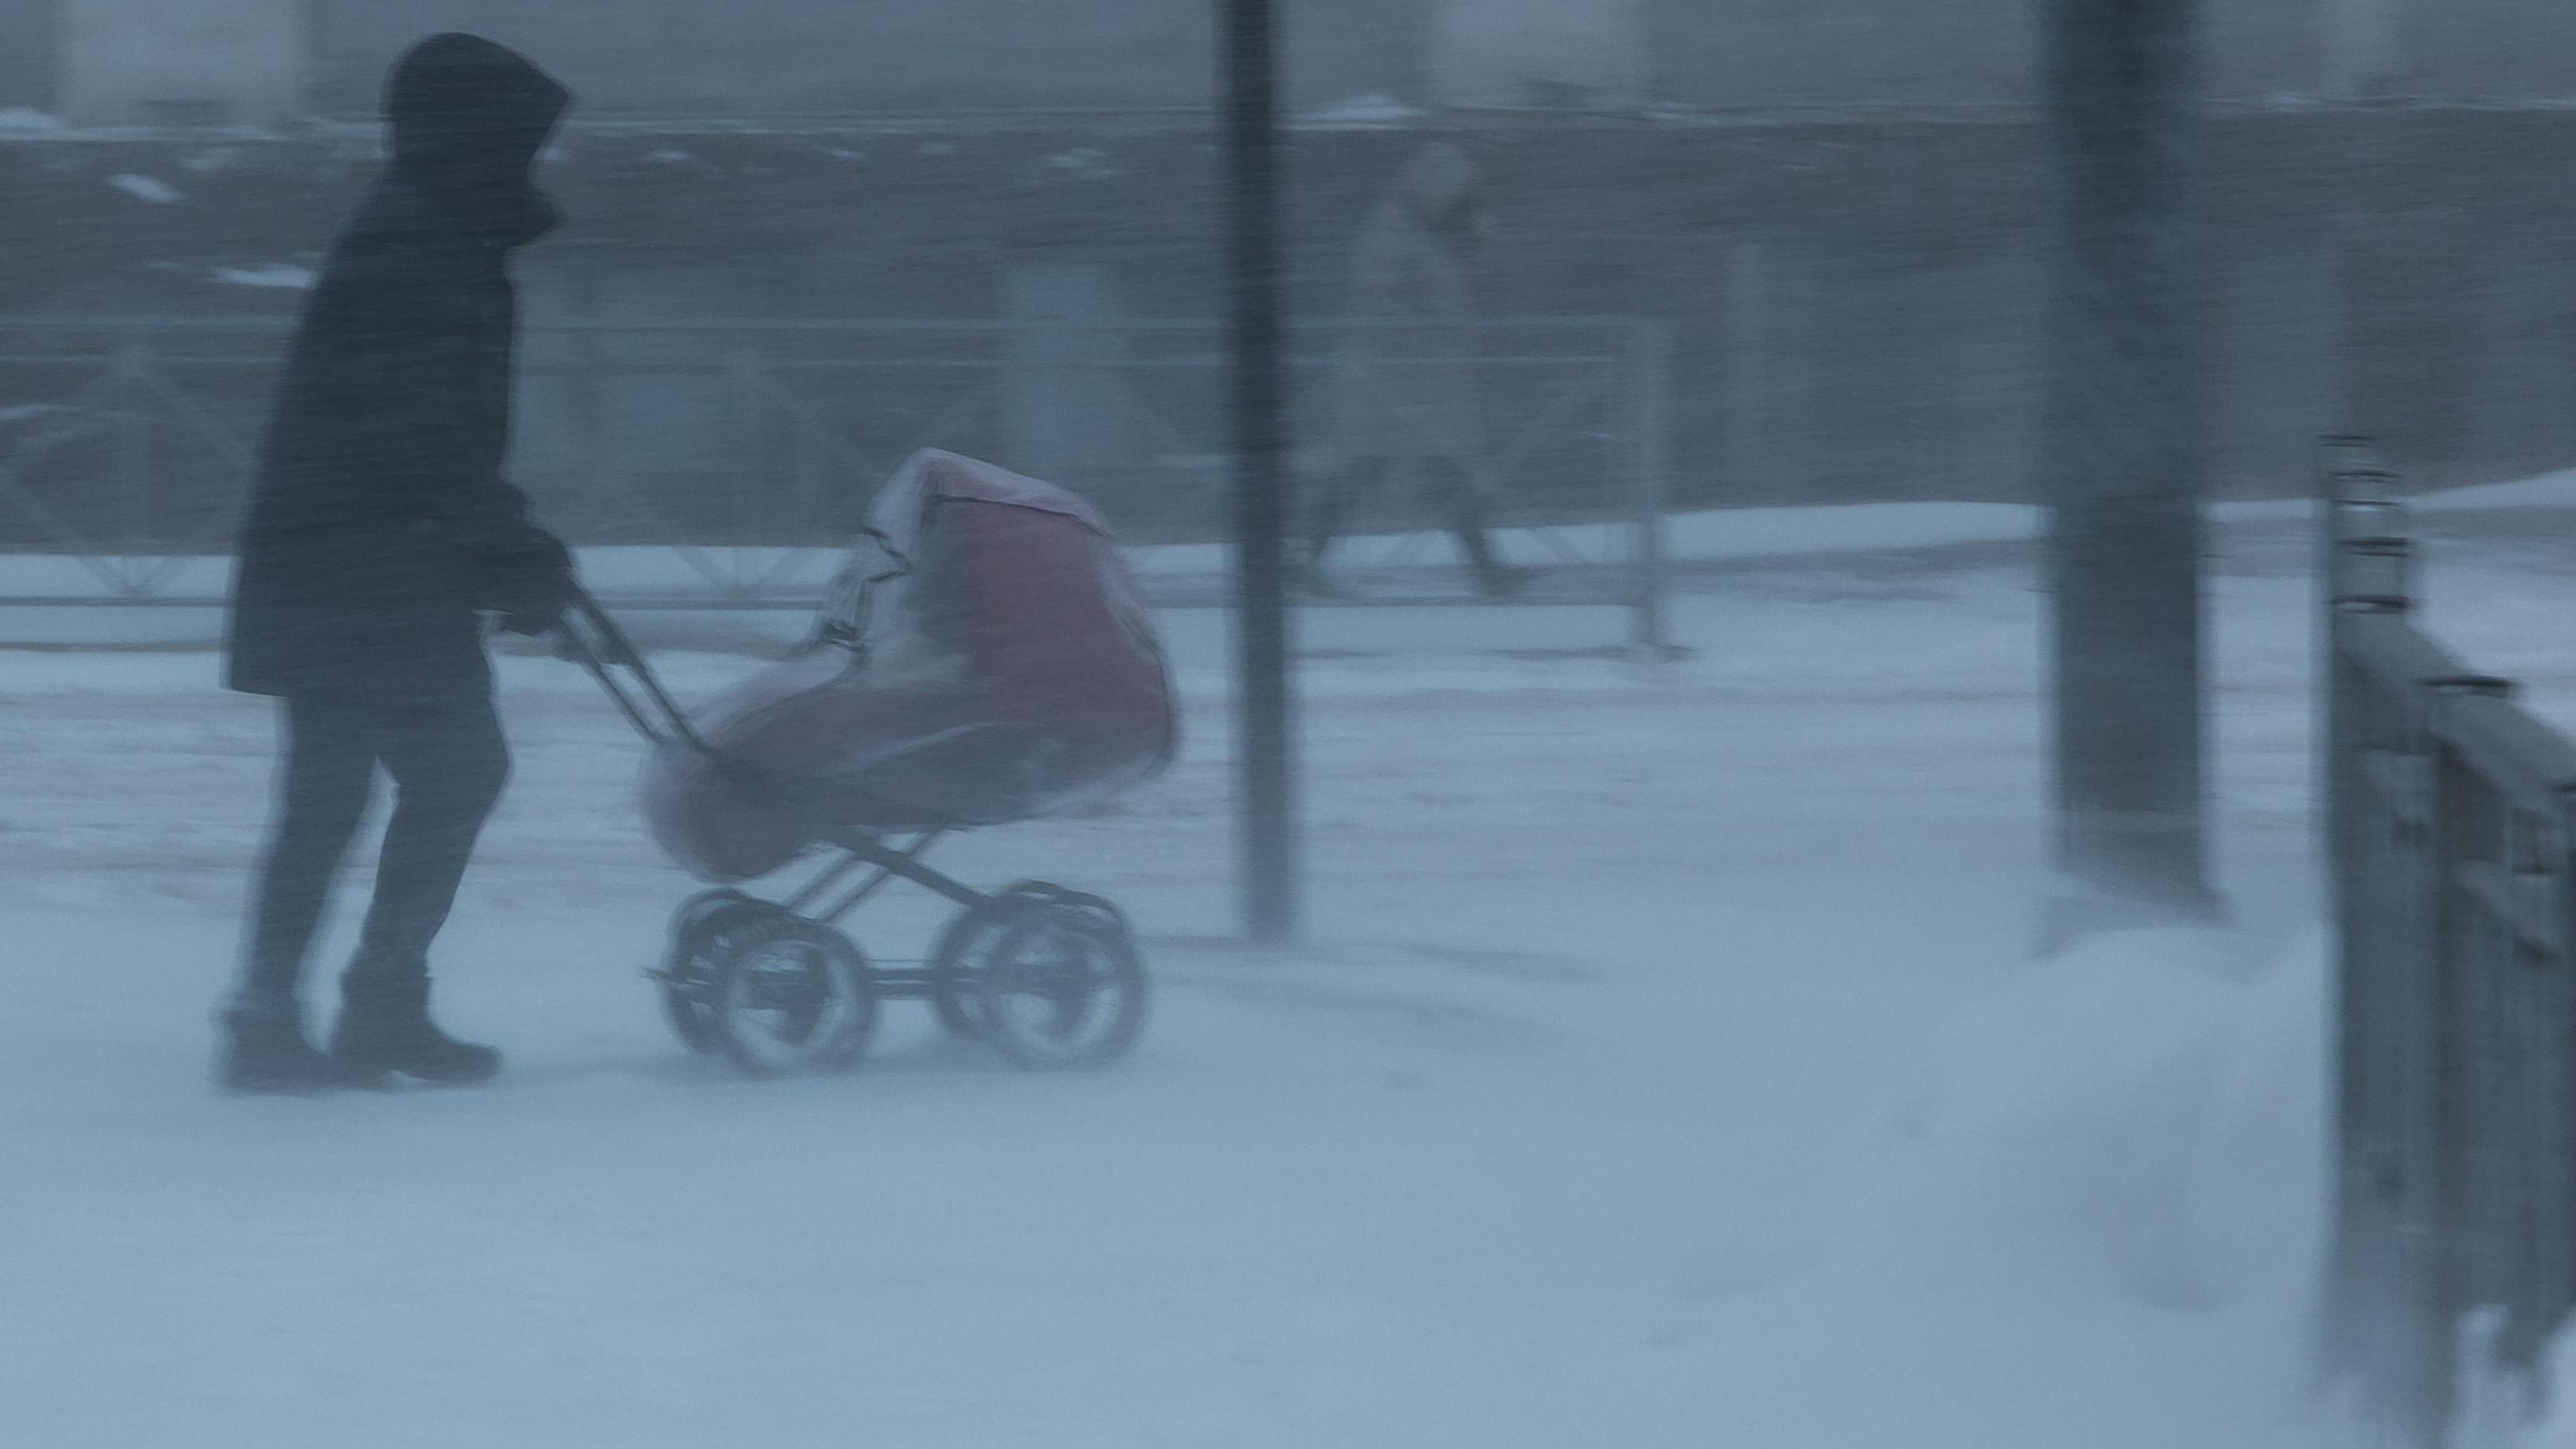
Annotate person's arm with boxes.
[333,244,573,623]
[331,259,530,544]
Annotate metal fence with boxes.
[0,314,1671,646]
[2319,436,2576,1445]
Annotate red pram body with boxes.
[643,451,1178,883]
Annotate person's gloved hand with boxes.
[487,527,575,636]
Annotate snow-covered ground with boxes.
[10,491,2576,1447]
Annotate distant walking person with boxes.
[217,33,578,1092]
[1307,141,1526,598]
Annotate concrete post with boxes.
[1225,0,1300,945]
[2037,0,2222,946]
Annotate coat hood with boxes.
[384,33,573,247]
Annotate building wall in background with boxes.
[1286,0,1435,111]
[23,0,2576,123]
[300,0,1433,115]
[58,0,298,125]
[1645,0,2576,106]
[7,115,2572,513]
[1647,0,2036,107]
[1435,0,1645,109]
[2394,0,2576,98]
[0,1,59,115]
[304,0,1203,114]
[10,7,2576,520]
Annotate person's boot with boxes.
[216,994,354,1094]
[329,960,502,1087]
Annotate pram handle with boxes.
[554,589,716,756]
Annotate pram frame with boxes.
[557,590,991,920]
[553,591,1150,1073]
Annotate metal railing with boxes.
[0,314,1671,649]
[2319,436,2576,1445]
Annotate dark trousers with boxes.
[1305,456,1506,589]
[237,693,510,1003]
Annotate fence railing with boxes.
[0,314,1671,648]
[2320,436,2576,1445]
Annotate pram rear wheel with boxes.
[964,887,1147,1068]
[704,915,878,1077]
[657,889,768,1055]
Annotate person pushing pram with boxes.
[1302,140,1530,600]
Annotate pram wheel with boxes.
[674,887,762,941]
[702,914,878,1077]
[656,889,768,1055]
[925,886,1041,1041]
[952,885,1147,1068]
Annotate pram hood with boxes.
[644,451,1178,883]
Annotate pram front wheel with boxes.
[657,889,768,1055]
[926,886,1042,1041]
[951,885,1147,1068]
[703,914,878,1077]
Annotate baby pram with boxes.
[557,451,1179,1076]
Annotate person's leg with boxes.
[222,695,377,1091]
[238,697,378,1001]
[1304,457,1378,592]
[352,697,509,969]
[1429,459,1523,597]
[331,696,510,1084]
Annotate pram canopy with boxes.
[645,451,1179,882]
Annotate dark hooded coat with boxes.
[226,33,575,701]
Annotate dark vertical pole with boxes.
[1223,0,1298,943]
[2039,0,2218,935]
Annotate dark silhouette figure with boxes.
[1308,142,1526,599]
[218,33,577,1092]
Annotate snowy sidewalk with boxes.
[5,521,2534,1447]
